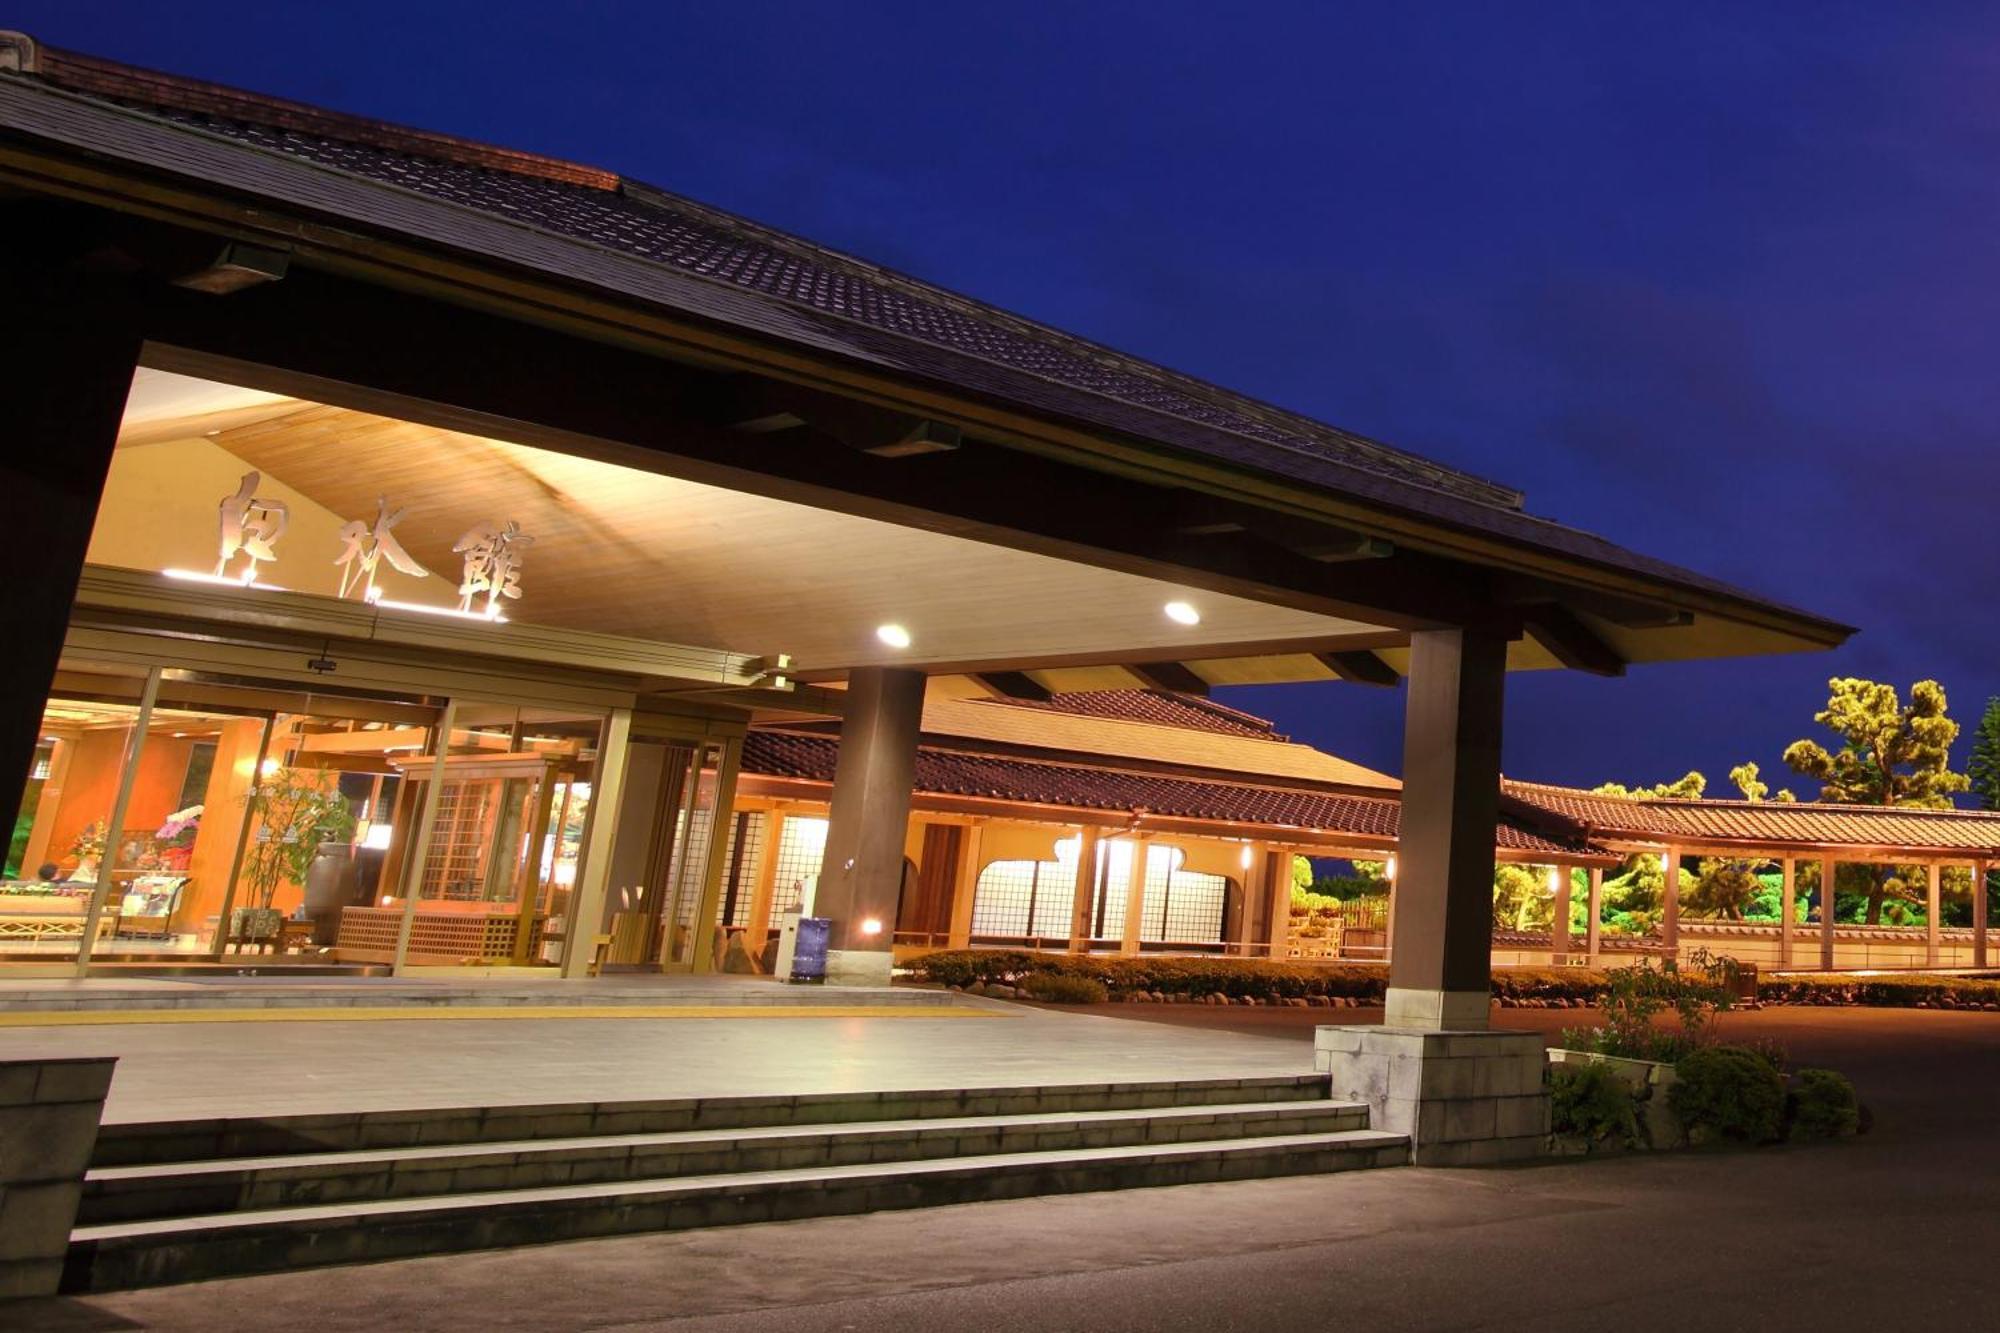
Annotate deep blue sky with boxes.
[21,2,2000,793]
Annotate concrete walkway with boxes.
[13,1005,1998,1331]
[0,1001,1309,1121]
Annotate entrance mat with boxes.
[0,1004,1014,1027]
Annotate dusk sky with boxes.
[22,2,2000,794]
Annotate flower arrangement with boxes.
[68,821,106,876]
[154,805,203,871]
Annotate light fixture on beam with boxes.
[876,623,912,649]
[171,241,290,294]
[862,419,962,458]
[1163,601,1201,626]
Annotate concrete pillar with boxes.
[1780,858,1796,969]
[0,323,141,830]
[1068,826,1101,953]
[815,667,926,985]
[0,1058,116,1297]
[1926,863,1942,967]
[1820,858,1837,971]
[1660,847,1681,963]
[1975,860,1989,970]
[1550,863,1572,964]
[1585,866,1603,966]
[1385,627,1508,1031]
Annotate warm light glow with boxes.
[1239,844,1255,869]
[163,568,286,592]
[361,821,394,851]
[875,623,912,649]
[1054,834,1082,864]
[1547,865,1564,896]
[378,895,393,907]
[859,917,883,936]
[374,596,507,624]
[1163,601,1201,626]
[1384,854,1398,881]
[258,758,281,778]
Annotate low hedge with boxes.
[905,951,2000,1011]
[1757,973,2000,1010]
[1669,1046,1787,1145]
[904,952,1608,1004]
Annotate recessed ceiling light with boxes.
[876,623,912,649]
[1163,601,1201,626]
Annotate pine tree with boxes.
[1967,698,2000,811]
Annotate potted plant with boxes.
[1550,949,1741,1148]
[237,768,355,943]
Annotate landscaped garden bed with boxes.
[901,949,2000,1010]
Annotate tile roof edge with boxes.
[5,28,1524,514]
[616,175,1528,512]
[1506,778,2000,820]
[7,33,620,190]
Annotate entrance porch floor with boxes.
[0,998,1308,1123]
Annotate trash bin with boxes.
[789,916,831,984]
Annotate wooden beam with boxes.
[973,671,1051,703]
[1127,661,1209,696]
[1522,603,1626,677]
[1317,650,1399,687]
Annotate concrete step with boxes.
[66,1129,1409,1292]
[90,1074,1334,1166]
[81,1099,1371,1224]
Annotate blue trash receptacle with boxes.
[790,916,831,983]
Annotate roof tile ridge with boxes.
[614,176,1524,510]
[20,36,618,190]
[1652,793,1993,817]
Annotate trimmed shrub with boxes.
[1549,1060,1639,1148]
[1758,972,2000,1010]
[1669,1045,1786,1145]
[1788,1068,1861,1140]
[1017,972,1109,1005]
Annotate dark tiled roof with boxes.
[987,689,1280,739]
[1504,780,2000,853]
[748,730,1594,856]
[0,41,1853,638]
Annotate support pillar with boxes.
[1820,858,1837,971]
[1585,866,1603,966]
[1549,863,1572,964]
[0,323,141,829]
[1926,862,1942,968]
[1119,835,1151,957]
[1660,846,1681,964]
[1975,860,1989,970]
[1265,847,1293,960]
[1779,858,1796,969]
[1382,627,1508,1031]
[948,822,982,950]
[814,667,925,986]
[1068,826,1101,954]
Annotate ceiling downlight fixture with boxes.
[876,623,913,649]
[1163,601,1201,626]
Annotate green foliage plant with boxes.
[1668,1045,1786,1145]
[1787,1068,1861,1139]
[1016,972,1109,1004]
[1969,697,2000,812]
[241,767,356,911]
[1560,951,1737,1063]
[1549,1061,1639,1149]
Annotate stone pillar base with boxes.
[822,948,894,988]
[1315,1027,1546,1166]
[0,1057,116,1299]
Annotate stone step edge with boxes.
[89,1099,1372,1183]
[74,1129,1411,1244]
[92,1073,1333,1164]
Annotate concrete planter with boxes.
[1548,1048,1683,1149]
